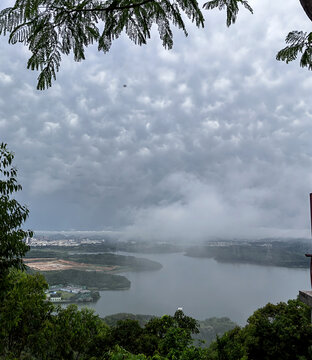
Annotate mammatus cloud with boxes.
[0,0,312,239]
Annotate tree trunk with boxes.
[299,0,312,22]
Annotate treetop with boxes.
[0,0,311,89]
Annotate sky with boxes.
[1,0,312,241]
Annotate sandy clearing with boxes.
[25,258,118,272]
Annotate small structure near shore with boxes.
[46,284,100,303]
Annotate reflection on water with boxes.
[78,252,309,325]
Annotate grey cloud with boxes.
[0,0,312,238]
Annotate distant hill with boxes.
[30,269,131,290]
[26,247,163,291]
[185,239,311,268]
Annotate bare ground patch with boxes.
[25,258,118,272]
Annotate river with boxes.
[80,252,309,325]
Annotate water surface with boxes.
[81,252,309,325]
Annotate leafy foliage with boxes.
[108,346,149,359]
[1,0,312,88]
[0,271,52,358]
[0,143,32,289]
[108,310,200,358]
[194,317,237,347]
[0,0,205,89]
[0,0,257,90]
[38,304,109,359]
[277,31,312,70]
[203,0,253,27]
[208,299,312,360]
[103,313,154,327]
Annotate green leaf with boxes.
[0,0,205,89]
[203,0,253,27]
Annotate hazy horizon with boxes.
[32,229,312,243]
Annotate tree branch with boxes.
[51,0,156,14]
[299,0,312,22]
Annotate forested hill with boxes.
[185,240,311,268]
[25,246,162,291]
[39,269,131,290]
[25,247,162,271]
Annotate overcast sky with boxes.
[1,0,312,240]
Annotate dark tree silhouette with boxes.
[300,0,312,22]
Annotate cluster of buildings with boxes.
[25,236,103,247]
[46,285,98,303]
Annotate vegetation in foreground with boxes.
[1,1,312,90]
[103,313,237,347]
[1,270,312,360]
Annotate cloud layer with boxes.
[1,0,312,239]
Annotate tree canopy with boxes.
[208,299,312,360]
[0,0,311,90]
[0,143,32,292]
[1,281,311,360]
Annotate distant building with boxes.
[50,296,62,302]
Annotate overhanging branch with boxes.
[51,0,156,14]
[299,0,312,22]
